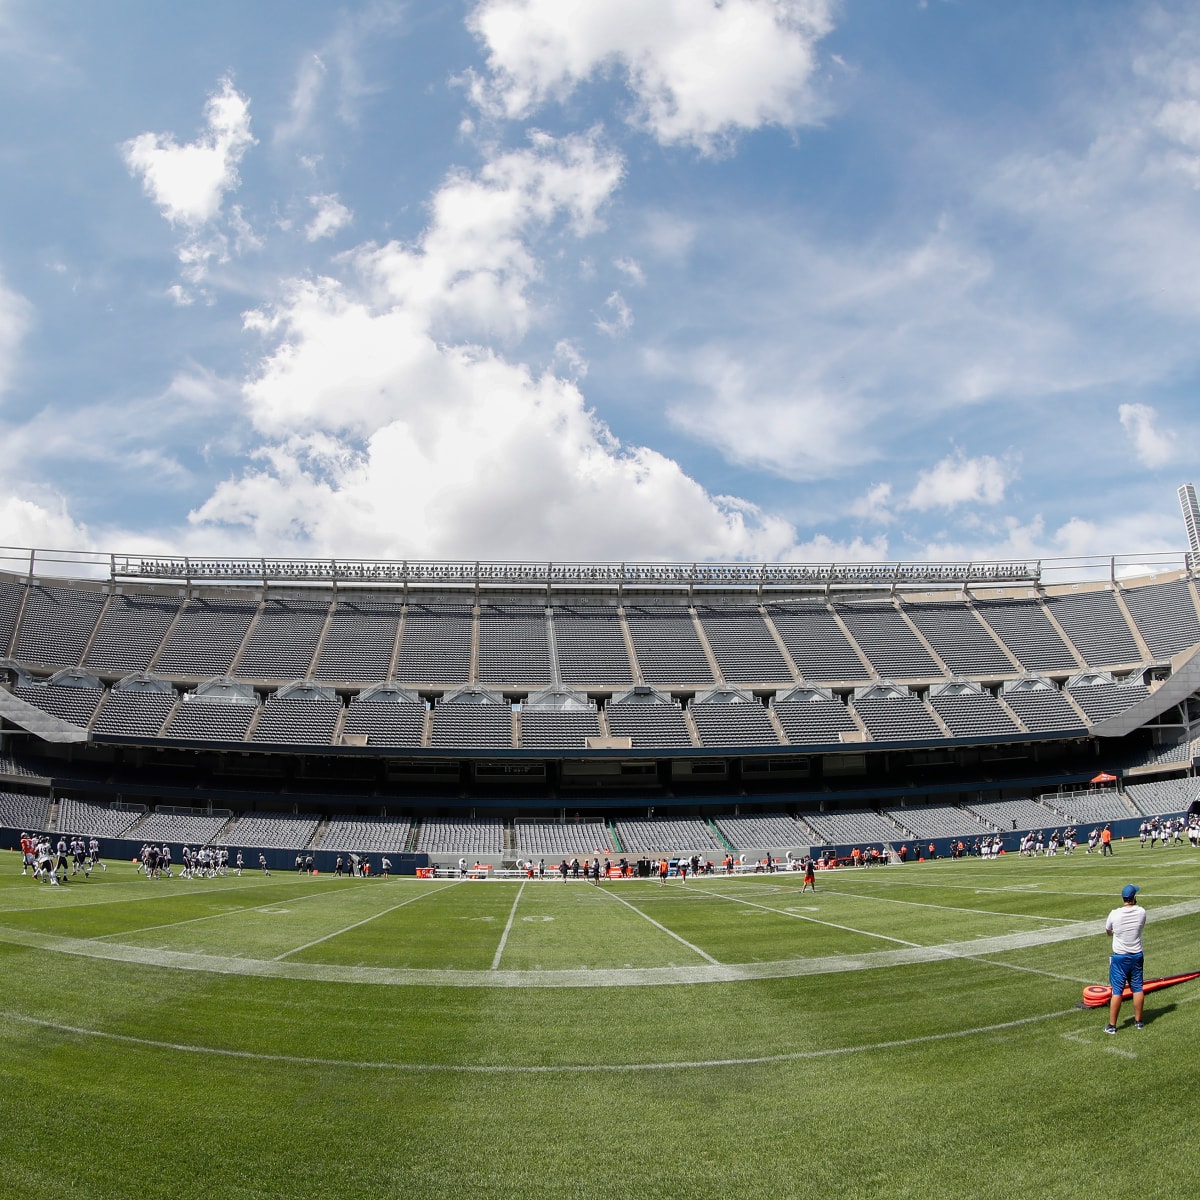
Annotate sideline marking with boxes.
[274,882,460,961]
[0,1006,1077,1074]
[491,881,526,970]
[597,886,720,965]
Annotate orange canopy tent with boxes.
[1091,772,1118,784]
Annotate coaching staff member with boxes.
[1104,884,1146,1034]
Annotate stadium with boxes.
[3,544,1199,866]
[4,541,1200,1199]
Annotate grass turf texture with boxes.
[2,851,1199,1199]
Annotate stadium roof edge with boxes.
[0,544,1195,597]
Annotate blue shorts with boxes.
[1109,953,1144,996]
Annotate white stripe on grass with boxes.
[814,886,1079,924]
[96,883,360,941]
[1,897,1197,989]
[596,886,720,965]
[0,1006,1079,1073]
[274,881,462,961]
[490,881,525,970]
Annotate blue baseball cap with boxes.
[1121,884,1140,901]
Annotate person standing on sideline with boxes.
[1100,825,1114,856]
[1104,884,1147,1034]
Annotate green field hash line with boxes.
[273,881,462,961]
[597,885,721,964]
[0,1006,1082,1073]
[491,880,526,970]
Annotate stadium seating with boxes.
[320,815,413,851]
[513,821,612,855]
[1125,777,1197,816]
[223,811,321,849]
[713,813,809,850]
[612,818,722,852]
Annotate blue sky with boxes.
[0,0,1198,566]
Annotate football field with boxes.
[2,849,1198,1199]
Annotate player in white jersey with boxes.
[89,837,104,872]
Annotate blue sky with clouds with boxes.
[0,0,1197,565]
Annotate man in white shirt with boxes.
[1104,884,1147,1034]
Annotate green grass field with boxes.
[2,848,1199,1199]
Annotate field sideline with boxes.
[2,849,1198,1198]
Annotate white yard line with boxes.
[491,881,526,970]
[95,883,357,941]
[815,886,1079,924]
[273,882,461,961]
[702,886,919,947]
[597,886,720,965]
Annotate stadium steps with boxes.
[1036,596,1087,671]
[6,581,31,658]
[311,817,331,848]
[243,704,266,743]
[331,705,348,746]
[45,797,60,832]
[545,608,561,685]
[469,604,480,683]
[78,591,114,666]
[965,598,1025,672]
[759,607,801,682]
[387,607,407,678]
[309,604,338,675]
[608,820,623,853]
[404,821,420,852]
[1111,587,1153,663]
[226,602,265,676]
[707,818,733,852]
[897,603,953,677]
[689,608,725,683]
[766,704,789,744]
[681,706,702,747]
[995,691,1029,733]
[922,696,954,738]
[616,607,644,683]
[827,605,879,679]
[512,709,521,747]
[145,602,188,673]
[420,710,433,748]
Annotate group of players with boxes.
[18,833,275,883]
[19,833,105,884]
[1137,816,1198,847]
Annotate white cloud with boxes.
[614,256,645,285]
[468,0,835,151]
[354,130,623,345]
[305,193,353,241]
[906,452,1014,511]
[122,77,255,227]
[1118,402,1176,468]
[661,344,875,481]
[277,53,328,143]
[595,290,632,336]
[849,482,895,524]
[0,271,32,395]
[0,490,91,550]
[192,133,799,561]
